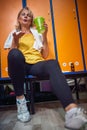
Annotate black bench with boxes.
[0,71,87,114]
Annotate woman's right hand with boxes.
[12,32,25,47]
[10,32,25,49]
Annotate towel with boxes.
[4,28,43,51]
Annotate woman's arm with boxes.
[41,23,49,59]
[10,38,17,49]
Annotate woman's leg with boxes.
[7,48,30,122]
[8,48,25,96]
[28,59,75,108]
[28,59,87,129]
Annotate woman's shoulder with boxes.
[4,29,20,49]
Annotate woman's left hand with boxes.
[42,22,48,36]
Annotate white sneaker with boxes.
[65,107,87,129]
[16,97,31,122]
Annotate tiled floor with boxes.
[0,100,87,130]
[0,90,87,130]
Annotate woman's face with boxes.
[18,9,32,27]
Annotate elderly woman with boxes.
[4,7,87,129]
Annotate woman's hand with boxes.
[13,32,25,47]
[42,22,48,37]
[10,32,25,49]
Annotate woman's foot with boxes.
[65,107,87,129]
[16,97,31,122]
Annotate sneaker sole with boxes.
[65,121,87,130]
[17,116,31,123]
[65,125,84,130]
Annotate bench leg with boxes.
[74,78,79,100]
[25,80,35,114]
[30,81,35,114]
[25,81,31,112]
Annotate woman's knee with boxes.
[47,59,60,68]
[45,60,61,74]
[8,49,25,61]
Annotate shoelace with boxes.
[17,100,30,113]
[78,108,87,118]
[67,107,87,120]
[17,100,30,105]
[71,107,87,119]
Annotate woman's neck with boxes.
[21,26,31,34]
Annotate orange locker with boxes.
[77,0,87,70]
[0,0,22,77]
[52,0,84,72]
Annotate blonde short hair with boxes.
[15,7,34,31]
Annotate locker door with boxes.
[77,0,87,70]
[27,0,55,60]
[0,0,22,77]
[52,0,84,72]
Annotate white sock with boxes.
[66,107,78,115]
[17,97,25,101]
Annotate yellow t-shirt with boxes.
[18,33,44,64]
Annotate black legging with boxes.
[8,48,75,108]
